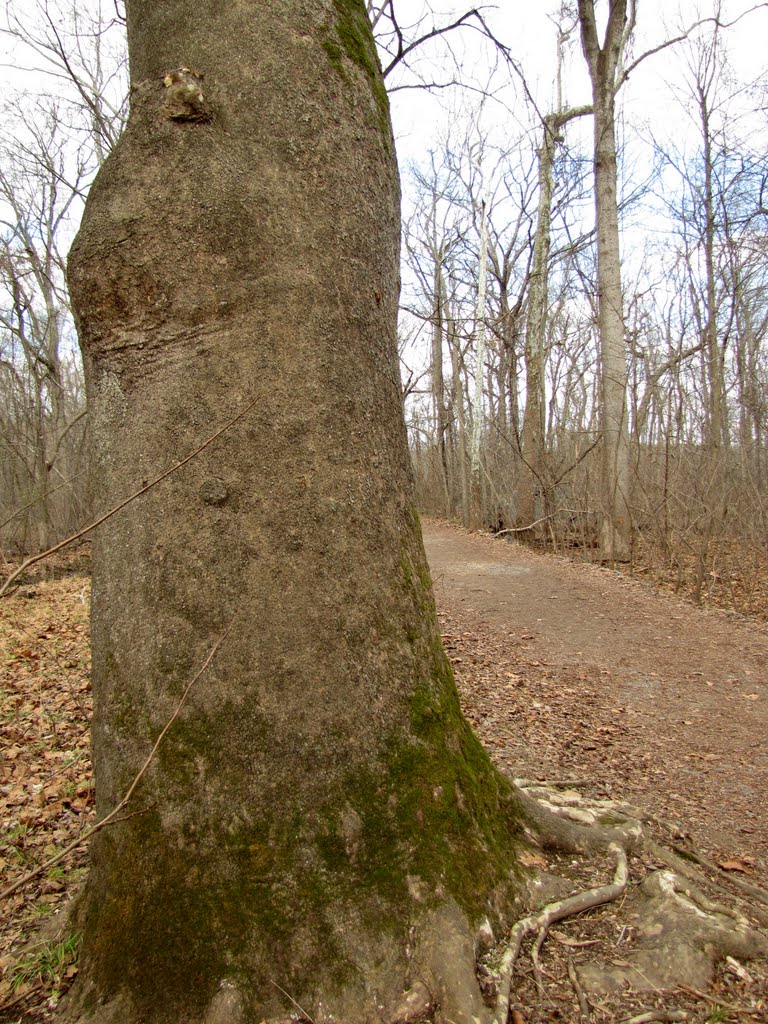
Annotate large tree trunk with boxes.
[65,3,522,1022]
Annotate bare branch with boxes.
[0,396,258,597]
[617,5,768,92]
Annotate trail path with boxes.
[422,519,768,882]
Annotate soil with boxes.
[423,518,768,886]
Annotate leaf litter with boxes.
[1,568,93,1021]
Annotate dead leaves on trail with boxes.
[0,575,93,1015]
[719,857,757,875]
[438,606,766,885]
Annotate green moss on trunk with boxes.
[80,644,522,1022]
[322,0,391,141]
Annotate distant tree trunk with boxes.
[432,252,452,512]
[578,0,633,561]
[517,115,556,534]
[470,195,489,525]
[450,321,472,526]
[66,2,522,1022]
[519,90,591,540]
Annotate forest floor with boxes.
[424,518,768,1023]
[0,528,767,1022]
[423,519,768,883]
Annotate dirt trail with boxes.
[422,519,768,881]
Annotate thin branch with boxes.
[567,957,591,1022]
[0,395,258,598]
[617,6,768,91]
[45,406,88,470]
[0,621,234,902]
[676,985,765,1018]
[494,508,594,537]
[382,8,488,78]
[0,983,46,1015]
[0,471,87,532]
[270,981,316,1024]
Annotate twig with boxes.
[494,508,593,537]
[492,843,628,1024]
[677,984,765,1017]
[0,397,258,598]
[620,1011,687,1024]
[0,622,233,902]
[271,980,316,1023]
[567,958,590,1022]
[0,983,45,1014]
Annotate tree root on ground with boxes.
[474,781,768,1024]
[490,842,629,1024]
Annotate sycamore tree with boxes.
[65,1,525,1022]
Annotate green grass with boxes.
[10,932,82,993]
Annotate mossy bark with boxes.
[66,3,525,1021]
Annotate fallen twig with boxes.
[677,984,765,1017]
[567,957,590,1022]
[0,622,233,901]
[493,508,593,537]
[492,842,629,1024]
[0,982,45,1015]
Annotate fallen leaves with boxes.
[718,857,756,875]
[0,573,93,1017]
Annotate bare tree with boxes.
[576,0,636,561]
[0,100,90,550]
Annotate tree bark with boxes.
[66,2,522,1022]
[578,0,633,561]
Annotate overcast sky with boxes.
[389,0,768,168]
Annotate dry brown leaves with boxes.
[1,534,767,1022]
[630,534,768,621]
[0,570,93,1019]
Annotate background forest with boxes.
[1,0,767,609]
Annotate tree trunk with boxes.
[578,0,632,561]
[66,3,522,1022]
[470,196,489,526]
[432,255,452,514]
[519,115,558,535]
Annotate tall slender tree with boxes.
[577,0,634,560]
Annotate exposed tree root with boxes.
[677,983,767,1018]
[491,843,629,1024]
[567,957,591,1021]
[517,785,643,854]
[479,782,768,1024]
[670,844,768,910]
[648,841,768,928]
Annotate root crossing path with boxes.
[422,519,768,884]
